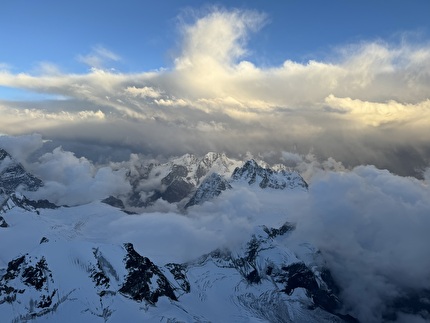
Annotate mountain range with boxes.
[109,152,307,212]
[0,148,428,322]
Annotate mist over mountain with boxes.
[0,4,429,322]
[0,134,429,322]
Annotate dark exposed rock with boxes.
[246,269,261,284]
[0,254,56,309]
[161,178,194,203]
[90,247,120,292]
[0,148,43,193]
[1,192,59,214]
[165,263,190,293]
[102,196,125,209]
[276,262,353,321]
[22,258,49,290]
[39,237,49,244]
[37,290,56,308]
[3,255,26,281]
[263,222,296,238]
[161,165,189,186]
[189,222,356,322]
[119,243,178,304]
[0,215,8,227]
[124,153,238,208]
[232,159,308,190]
[185,173,232,208]
[124,153,308,209]
[91,268,110,288]
[12,195,58,210]
[280,263,319,295]
[0,221,358,322]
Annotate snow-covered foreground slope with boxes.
[0,201,353,323]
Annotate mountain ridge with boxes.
[0,223,357,322]
[0,148,43,194]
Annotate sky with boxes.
[1,0,430,176]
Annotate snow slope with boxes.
[0,149,358,322]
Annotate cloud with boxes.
[284,166,430,322]
[0,8,429,176]
[125,86,161,98]
[325,95,430,127]
[24,147,131,205]
[169,158,430,322]
[0,133,44,164]
[175,8,266,68]
[77,45,121,69]
[128,156,429,322]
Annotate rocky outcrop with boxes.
[232,159,308,190]
[0,148,43,193]
[185,172,232,208]
[119,243,178,304]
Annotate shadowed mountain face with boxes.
[185,172,232,208]
[0,148,43,193]
[231,159,308,190]
[120,153,308,210]
[185,160,308,208]
[124,152,241,207]
[0,223,357,322]
[0,149,57,214]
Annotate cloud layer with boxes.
[287,166,430,322]
[0,8,429,176]
[1,133,430,322]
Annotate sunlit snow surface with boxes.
[0,185,342,323]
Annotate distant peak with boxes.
[232,159,308,190]
[0,148,11,161]
[0,149,43,193]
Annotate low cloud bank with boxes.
[287,166,430,322]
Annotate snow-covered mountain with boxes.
[110,153,307,211]
[184,173,232,208]
[184,159,307,208]
[0,148,360,322]
[120,152,241,208]
[0,150,56,215]
[0,215,356,323]
[231,159,308,190]
[3,148,428,322]
[0,148,43,193]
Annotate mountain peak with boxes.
[232,159,308,190]
[185,172,232,208]
[0,148,12,162]
[0,148,43,193]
